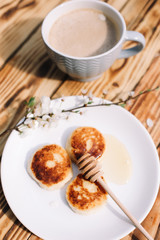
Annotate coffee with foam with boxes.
[48,8,119,57]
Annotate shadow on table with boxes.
[1,18,68,82]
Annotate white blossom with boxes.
[99,97,108,105]
[146,118,153,127]
[18,124,32,137]
[32,120,39,129]
[43,122,49,128]
[39,120,48,127]
[41,96,50,105]
[34,103,42,116]
[24,118,32,125]
[128,91,134,97]
[81,89,87,95]
[24,118,34,128]
[102,89,108,95]
[84,97,89,105]
[41,96,51,114]
[127,100,132,106]
[53,108,62,115]
[27,112,34,118]
[18,124,28,132]
[42,115,50,121]
[83,96,89,104]
[88,91,93,99]
[48,100,64,115]
[48,101,55,114]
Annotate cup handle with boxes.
[118,31,145,59]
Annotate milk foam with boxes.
[48,9,119,57]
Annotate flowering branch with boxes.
[62,86,159,112]
[0,86,159,137]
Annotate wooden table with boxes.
[0,0,160,239]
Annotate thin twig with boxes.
[63,86,159,112]
[0,118,26,137]
[0,86,159,137]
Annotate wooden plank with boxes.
[133,190,160,240]
[29,236,43,240]
[1,221,24,240]
[121,0,158,28]
[0,208,17,239]
[0,0,159,239]
[5,227,30,240]
[0,0,63,67]
[106,0,128,10]
[122,189,160,240]
[126,56,160,147]
[0,26,66,155]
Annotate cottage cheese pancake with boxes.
[48,8,118,57]
[66,174,107,214]
[28,144,73,190]
[66,127,106,162]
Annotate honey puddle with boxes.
[102,135,132,185]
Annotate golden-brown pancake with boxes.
[66,174,107,214]
[28,144,73,190]
[66,126,106,162]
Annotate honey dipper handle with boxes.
[97,177,153,240]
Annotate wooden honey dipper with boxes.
[77,153,153,240]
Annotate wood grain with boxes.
[0,0,63,67]
[0,0,159,239]
[0,26,65,154]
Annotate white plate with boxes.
[1,96,159,240]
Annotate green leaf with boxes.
[119,103,126,108]
[28,97,35,107]
[87,101,93,104]
[73,110,80,113]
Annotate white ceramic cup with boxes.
[41,0,145,82]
